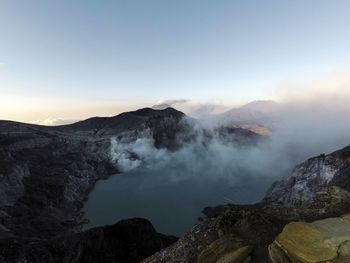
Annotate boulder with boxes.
[269,214,350,262]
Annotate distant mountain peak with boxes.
[215,100,281,127]
[241,100,281,113]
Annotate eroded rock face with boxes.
[0,128,115,239]
[264,146,350,207]
[269,214,350,263]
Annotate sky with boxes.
[1,0,350,123]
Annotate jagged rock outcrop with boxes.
[0,121,115,239]
[264,146,350,207]
[269,214,350,262]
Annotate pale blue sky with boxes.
[1,0,350,121]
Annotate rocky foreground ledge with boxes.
[269,214,350,262]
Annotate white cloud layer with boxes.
[31,118,76,126]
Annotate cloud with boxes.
[31,117,77,126]
[154,99,189,106]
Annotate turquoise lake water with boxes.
[83,166,275,235]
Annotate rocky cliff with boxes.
[0,120,114,240]
[264,145,350,207]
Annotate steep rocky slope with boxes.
[264,145,350,207]
[0,121,114,239]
